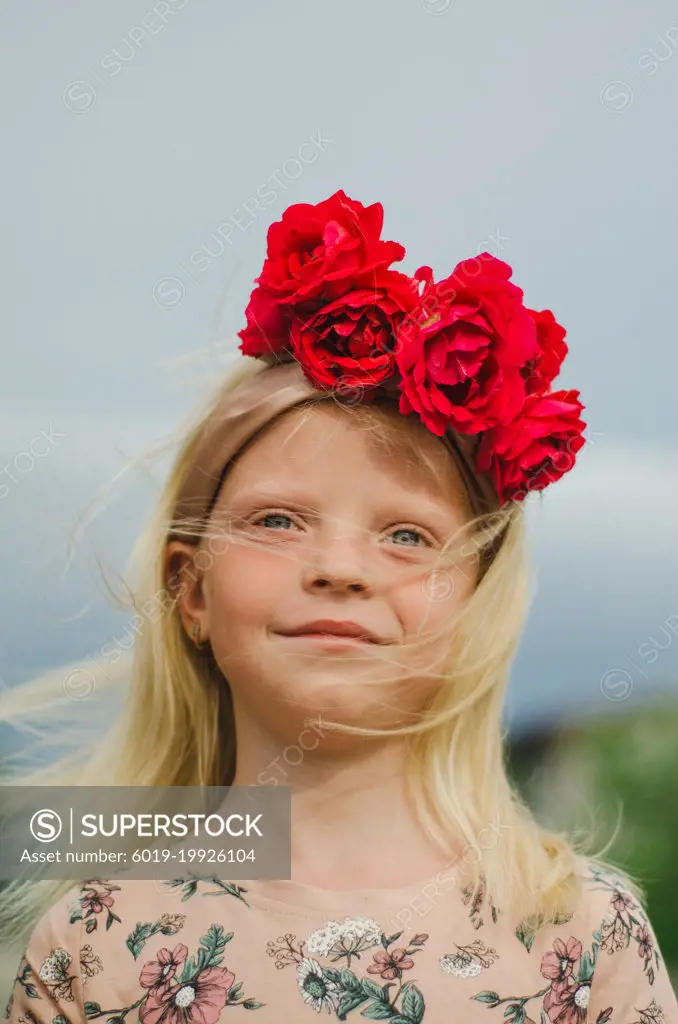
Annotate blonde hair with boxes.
[0,356,642,946]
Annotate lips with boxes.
[276,619,385,644]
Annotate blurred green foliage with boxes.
[509,698,678,976]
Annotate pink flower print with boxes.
[636,924,654,962]
[367,947,415,980]
[540,937,582,998]
[139,965,235,1024]
[610,891,635,915]
[80,890,115,915]
[543,979,590,1024]
[140,944,189,992]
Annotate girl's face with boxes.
[167,403,478,741]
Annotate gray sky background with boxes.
[1,0,677,736]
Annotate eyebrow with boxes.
[224,488,318,509]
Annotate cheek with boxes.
[393,566,474,676]
[400,563,473,628]
[204,547,294,632]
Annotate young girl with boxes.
[2,190,676,1023]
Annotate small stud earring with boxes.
[190,622,204,646]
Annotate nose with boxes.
[302,525,373,594]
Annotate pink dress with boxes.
[3,860,677,1024]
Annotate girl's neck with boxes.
[232,733,458,891]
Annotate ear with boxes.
[165,540,209,642]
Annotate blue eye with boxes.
[253,512,297,530]
[390,527,427,547]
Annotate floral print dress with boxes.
[3,861,677,1024]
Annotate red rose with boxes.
[259,189,405,301]
[289,270,419,392]
[237,284,289,358]
[475,390,586,503]
[523,308,568,394]
[238,189,405,356]
[395,255,540,436]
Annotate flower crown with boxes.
[237,189,586,506]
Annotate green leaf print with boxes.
[125,923,154,959]
[201,879,251,903]
[361,1002,399,1019]
[362,978,386,1000]
[175,878,199,900]
[84,1002,101,1015]
[336,991,369,1018]
[339,968,363,993]
[160,876,251,905]
[515,919,536,952]
[124,912,187,959]
[227,981,243,1002]
[13,961,40,1004]
[177,924,232,982]
[473,991,501,1006]
[204,924,233,964]
[402,983,425,1023]
[578,950,594,982]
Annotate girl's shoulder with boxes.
[509,858,678,1024]
[3,874,257,1024]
